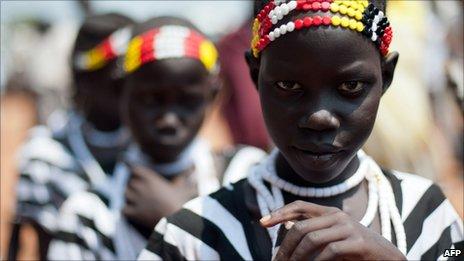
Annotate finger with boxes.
[131,165,157,179]
[122,205,137,218]
[290,225,351,261]
[274,214,339,260]
[124,187,138,204]
[314,240,361,261]
[261,200,339,227]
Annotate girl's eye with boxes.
[338,81,364,95]
[275,81,302,91]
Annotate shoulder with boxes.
[386,170,463,259]
[220,145,267,186]
[18,124,76,171]
[145,180,254,260]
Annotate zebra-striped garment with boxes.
[14,111,128,233]
[138,154,464,261]
[47,140,227,260]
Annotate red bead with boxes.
[322,16,331,25]
[295,19,304,29]
[257,13,263,21]
[321,2,330,11]
[264,5,270,13]
[312,2,321,10]
[313,15,322,25]
[264,35,270,43]
[303,17,313,27]
[303,3,312,10]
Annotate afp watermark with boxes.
[443,249,461,258]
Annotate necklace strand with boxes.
[247,150,407,255]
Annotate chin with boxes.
[293,163,342,184]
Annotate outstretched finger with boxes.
[261,200,338,227]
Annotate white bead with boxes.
[322,188,331,197]
[279,24,287,34]
[271,16,278,24]
[287,21,295,32]
[268,10,275,18]
[281,4,290,15]
[378,11,384,18]
[288,0,297,10]
[373,16,380,24]
[275,7,282,17]
[277,12,284,20]
[315,189,324,197]
[307,188,316,197]
[371,33,378,42]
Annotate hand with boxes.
[123,164,197,229]
[260,200,406,261]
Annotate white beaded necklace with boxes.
[247,149,407,255]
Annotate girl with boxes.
[139,1,463,260]
[47,16,244,260]
[9,13,133,260]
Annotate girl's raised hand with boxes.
[260,200,406,261]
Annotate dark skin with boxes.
[121,58,218,229]
[246,15,403,260]
[73,60,124,132]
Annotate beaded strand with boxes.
[251,0,393,58]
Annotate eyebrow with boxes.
[337,60,377,75]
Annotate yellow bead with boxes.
[361,0,368,7]
[341,17,350,27]
[342,0,351,7]
[340,5,347,14]
[355,11,363,20]
[349,19,357,29]
[356,22,364,32]
[351,2,359,10]
[331,15,341,26]
[347,8,355,17]
[330,3,340,13]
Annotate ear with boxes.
[381,51,399,94]
[207,73,222,101]
[245,50,260,90]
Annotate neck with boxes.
[275,151,360,188]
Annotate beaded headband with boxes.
[124,25,218,74]
[251,0,393,58]
[74,27,131,71]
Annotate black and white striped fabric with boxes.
[138,153,463,261]
[47,140,225,260]
[15,118,89,232]
[14,111,128,235]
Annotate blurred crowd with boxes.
[1,0,462,259]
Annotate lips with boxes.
[292,144,343,170]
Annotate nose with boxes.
[299,109,340,131]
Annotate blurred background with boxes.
[1,1,462,259]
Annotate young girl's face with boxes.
[254,24,397,183]
[74,61,124,130]
[122,58,213,162]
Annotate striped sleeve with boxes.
[138,187,253,261]
[15,130,87,232]
[47,192,117,260]
[393,172,464,260]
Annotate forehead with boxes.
[260,24,381,75]
[128,58,209,92]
